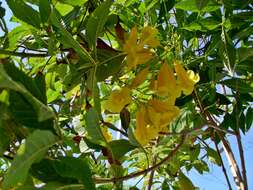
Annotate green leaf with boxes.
[55,3,73,16]
[85,108,105,144]
[0,64,55,122]
[50,10,95,64]
[39,0,51,23]
[60,0,88,7]
[53,157,95,190]
[108,139,136,159]
[2,130,58,190]
[9,91,54,130]
[196,0,209,10]
[0,127,10,154]
[86,0,113,50]
[206,147,221,166]
[238,47,253,62]
[178,172,195,190]
[222,78,253,93]
[40,182,83,190]
[245,107,253,131]
[7,0,41,28]
[175,0,220,12]
[7,25,31,50]
[96,50,125,81]
[193,160,209,174]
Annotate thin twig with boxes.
[94,136,185,184]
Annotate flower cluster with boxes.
[134,61,199,145]
[123,26,160,69]
[103,27,199,146]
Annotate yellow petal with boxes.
[130,67,149,88]
[156,64,181,100]
[140,26,160,48]
[103,87,132,113]
[175,62,199,95]
[101,127,112,142]
[187,70,200,83]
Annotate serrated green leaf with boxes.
[2,130,58,190]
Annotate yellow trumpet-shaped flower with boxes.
[175,62,200,95]
[103,87,132,113]
[130,66,149,88]
[123,26,160,70]
[156,63,181,102]
[101,127,112,142]
[134,106,158,146]
[148,99,180,130]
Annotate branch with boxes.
[0,49,49,58]
[194,89,244,190]
[94,136,185,184]
[213,137,233,190]
[147,156,157,190]
[236,131,248,190]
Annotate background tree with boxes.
[0,0,252,189]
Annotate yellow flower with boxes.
[103,87,132,113]
[147,99,180,130]
[130,66,149,88]
[134,106,157,146]
[175,62,200,95]
[139,26,160,48]
[101,127,112,142]
[156,63,181,102]
[123,26,160,70]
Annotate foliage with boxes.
[0,0,252,189]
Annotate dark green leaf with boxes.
[39,0,51,23]
[53,157,95,190]
[222,78,253,93]
[245,107,253,131]
[109,139,136,159]
[86,0,112,50]
[0,64,54,122]
[7,0,41,28]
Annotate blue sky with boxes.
[1,1,252,189]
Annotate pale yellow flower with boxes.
[103,87,132,113]
[175,62,200,95]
